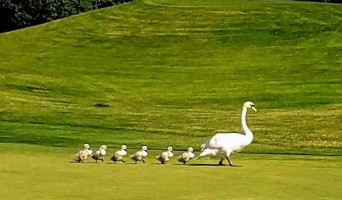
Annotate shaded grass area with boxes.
[0,143,341,200]
[0,0,341,153]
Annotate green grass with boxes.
[1,143,342,200]
[0,0,341,154]
[1,1,341,199]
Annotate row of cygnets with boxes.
[73,144,195,164]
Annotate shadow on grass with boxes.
[151,163,171,165]
[120,162,146,165]
[189,163,242,167]
[69,161,93,164]
[172,163,186,166]
[68,161,109,164]
[105,162,128,164]
[67,161,242,167]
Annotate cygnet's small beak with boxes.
[251,106,257,112]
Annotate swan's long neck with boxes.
[242,107,253,143]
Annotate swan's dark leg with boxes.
[226,156,233,166]
[218,158,224,166]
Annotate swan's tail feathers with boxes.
[200,139,210,151]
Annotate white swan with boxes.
[195,101,257,166]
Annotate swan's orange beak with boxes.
[251,106,257,112]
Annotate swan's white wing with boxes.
[208,133,247,148]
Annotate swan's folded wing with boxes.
[208,133,245,148]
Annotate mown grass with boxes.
[1,143,342,200]
[0,0,341,154]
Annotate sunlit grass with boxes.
[0,0,341,153]
[1,143,342,200]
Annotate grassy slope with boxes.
[0,0,341,154]
[1,143,342,200]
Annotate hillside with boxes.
[0,0,341,154]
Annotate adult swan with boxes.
[195,101,257,166]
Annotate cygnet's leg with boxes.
[111,156,117,163]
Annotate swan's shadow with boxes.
[189,163,242,167]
